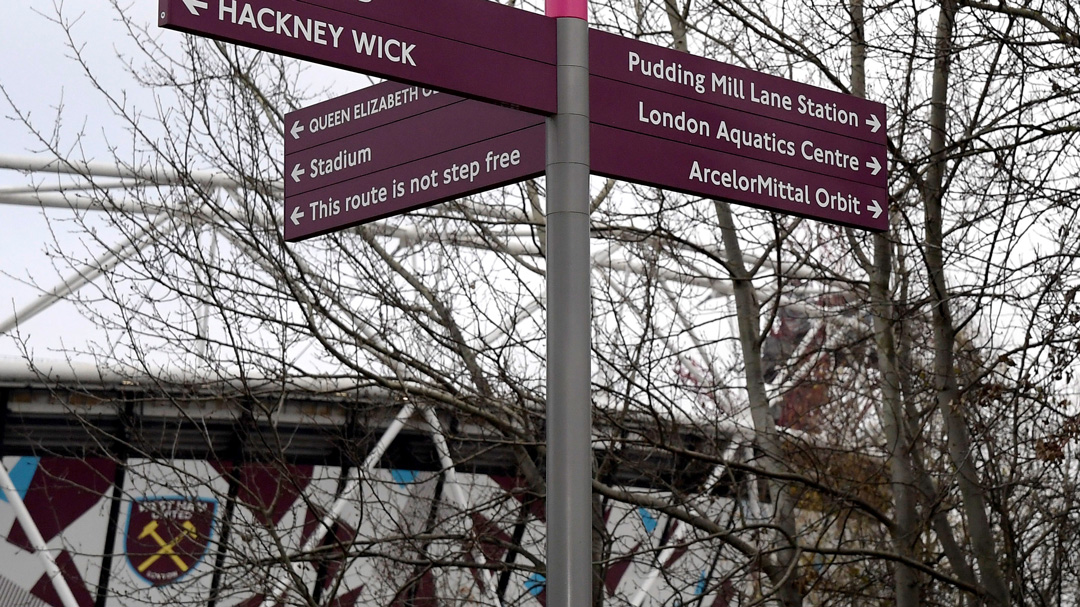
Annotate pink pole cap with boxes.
[546,0,587,20]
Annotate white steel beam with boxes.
[422,406,503,607]
[0,191,151,213]
[0,213,174,336]
[267,401,416,605]
[0,461,80,607]
[0,153,276,193]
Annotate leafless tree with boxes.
[2,1,1080,606]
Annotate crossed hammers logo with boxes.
[136,519,199,573]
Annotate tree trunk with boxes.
[852,0,919,603]
[714,200,803,607]
[924,1,1009,604]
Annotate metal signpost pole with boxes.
[156,2,887,604]
[545,1,591,606]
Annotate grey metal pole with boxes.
[545,3,592,606]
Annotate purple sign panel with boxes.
[592,77,886,189]
[285,125,546,241]
[285,98,543,198]
[592,124,888,231]
[286,81,459,152]
[298,0,555,67]
[159,0,556,114]
[591,30,886,146]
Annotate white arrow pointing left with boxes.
[290,121,305,140]
[182,0,208,15]
[290,206,305,226]
[866,156,881,176]
[291,163,305,183]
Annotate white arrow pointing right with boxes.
[866,156,881,176]
[867,114,882,134]
[867,199,883,220]
[290,205,305,226]
[290,121,305,140]
[182,0,208,15]
[291,163,305,183]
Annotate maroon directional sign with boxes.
[161,1,890,233]
[592,125,886,231]
[286,82,458,152]
[286,96,543,198]
[297,0,553,67]
[159,0,556,114]
[286,126,545,241]
[589,30,889,231]
[592,78,885,188]
[590,31,885,145]
[284,83,545,241]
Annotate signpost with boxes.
[283,82,545,240]
[545,11,593,607]
[160,0,888,230]
[160,3,890,607]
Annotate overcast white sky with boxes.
[0,2,136,361]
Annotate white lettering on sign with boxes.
[815,188,862,214]
[410,170,440,194]
[299,147,529,226]
[356,87,435,120]
[351,30,416,66]
[486,149,520,171]
[711,73,745,100]
[623,49,880,136]
[800,140,859,171]
[309,147,372,178]
[714,121,795,156]
[798,94,860,127]
[444,147,521,185]
[638,101,710,137]
[445,162,481,184]
[749,82,792,111]
[627,51,706,94]
[139,500,212,521]
[308,187,391,218]
[219,0,344,47]
[309,108,351,134]
[296,88,437,142]
[309,198,340,219]
[688,160,811,206]
[406,147,521,195]
[345,187,388,210]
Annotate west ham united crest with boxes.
[125,497,217,586]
